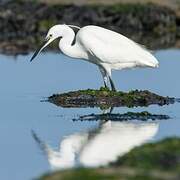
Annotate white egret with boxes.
[30,24,159,91]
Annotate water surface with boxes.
[0,49,180,180]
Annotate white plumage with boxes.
[31,24,159,91]
[78,26,158,67]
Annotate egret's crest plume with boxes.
[67,25,81,30]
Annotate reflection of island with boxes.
[32,112,160,170]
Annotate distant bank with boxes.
[0,0,180,55]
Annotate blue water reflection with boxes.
[32,120,159,170]
[0,49,180,180]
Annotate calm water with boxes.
[0,49,180,180]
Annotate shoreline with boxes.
[0,1,180,55]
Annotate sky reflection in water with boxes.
[0,49,180,180]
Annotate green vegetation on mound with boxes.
[40,168,119,180]
[48,88,175,108]
[38,137,180,180]
[112,137,180,171]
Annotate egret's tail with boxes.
[155,62,159,68]
[152,61,159,68]
[144,57,159,68]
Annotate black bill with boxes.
[30,40,48,62]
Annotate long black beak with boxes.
[30,40,48,62]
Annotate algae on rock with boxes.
[48,88,175,108]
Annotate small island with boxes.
[48,88,175,108]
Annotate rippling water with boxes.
[0,49,180,180]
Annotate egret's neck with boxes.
[59,28,86,59]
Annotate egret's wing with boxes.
[78,26,157,67]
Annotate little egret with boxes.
[30,24,159,91]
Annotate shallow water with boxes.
[0,49,180,180]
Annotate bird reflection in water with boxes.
[32,109,160,170]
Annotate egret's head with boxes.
[30,25,66,62]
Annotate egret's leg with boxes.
[109,77,116,91]
[100,65,116,91]
[103,66,116,91]
[99,67,108,88]
[110,107,114,114]
[104,76,108,88]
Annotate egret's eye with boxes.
[49,34,52,38]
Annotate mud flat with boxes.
[48,88,176,108]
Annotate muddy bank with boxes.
[48,88,175,108]
[0,1,180,55]
[0,1,177,36]
[39,137,180,180]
